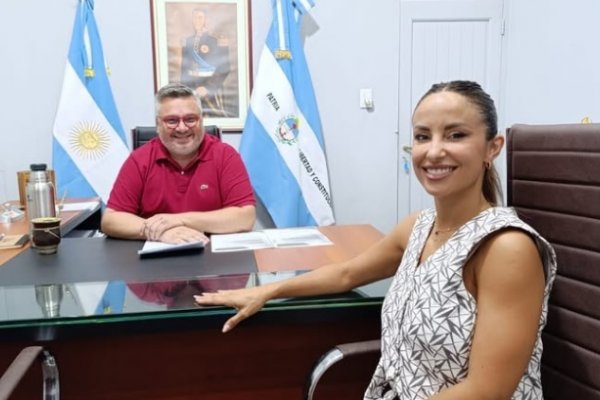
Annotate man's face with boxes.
[192,11,206,31]
[156,96,204,164]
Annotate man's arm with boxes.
[178,204,255,233]
[143,205,255,238]
[101,208,146,240]
[102,205,255,241]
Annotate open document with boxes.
[211,227,333,252]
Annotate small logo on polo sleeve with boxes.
[200,184,209,190]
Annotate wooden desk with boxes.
[255,224,384,271]
[0,224,387,400]
[0,198,101,265]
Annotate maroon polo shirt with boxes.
[127,275,250,307]
[107,135,255,217]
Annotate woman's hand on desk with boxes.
[194,286,272,333]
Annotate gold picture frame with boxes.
[151,0,252,131]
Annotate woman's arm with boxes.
[195,213,418,332]
[431,229,546,400]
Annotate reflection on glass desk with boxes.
[0,272,390,332]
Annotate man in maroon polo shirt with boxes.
[101,83,255,244]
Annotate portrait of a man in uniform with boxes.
[154,0,250,128]
[180,8,233,117]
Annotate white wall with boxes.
[501,0,600,125]
[1,0,599,235]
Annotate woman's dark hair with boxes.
[416,80,502,206]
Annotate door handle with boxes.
[402,145,412,154]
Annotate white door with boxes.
[397,0,504,217]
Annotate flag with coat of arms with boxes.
[239,0,335,227]
[52,0,129,203]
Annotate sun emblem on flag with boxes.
[275,115,300,145]
[69,121,110,160]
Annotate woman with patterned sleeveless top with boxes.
[196,80,557,400]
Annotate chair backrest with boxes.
[506,123,600,400]
[131,125,221,150]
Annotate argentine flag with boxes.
[52,0,129,203]
[240,0,335,227]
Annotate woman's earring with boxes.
[484,160,492,170]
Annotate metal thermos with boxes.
[35,284,64,318]
[26,163,56,227]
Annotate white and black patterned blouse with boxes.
[364,207,557,400]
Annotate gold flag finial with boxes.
[274,49,292,60]
[84,67,95,78]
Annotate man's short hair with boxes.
[154,83,203,116]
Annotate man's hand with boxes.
[159,226,209,244]
[142,213,184,241]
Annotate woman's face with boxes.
[411,91,502,202]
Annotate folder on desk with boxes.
[137,240,205,257]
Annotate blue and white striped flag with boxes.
[240,0,334,227]
[52,0,129,203]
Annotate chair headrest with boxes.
[130,125,222,149]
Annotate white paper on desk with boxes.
[211,228,332,252]
[137,240,204,256]
[263,228,333,248]
[210,231,273,252]
[61,201,100,212]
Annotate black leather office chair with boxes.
[131,125,221,149]
[0,346,59,399]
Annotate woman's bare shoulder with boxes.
[474,228,544,287]
[388,210,421,249]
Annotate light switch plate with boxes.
[360,88,373,109]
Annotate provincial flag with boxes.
[240,0,335,227]
[52,0,129,203]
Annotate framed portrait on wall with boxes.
[151,0,252,131]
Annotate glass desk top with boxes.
[0,272,390,331]
[0,225,388,337]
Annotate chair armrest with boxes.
[0,346,60,400]
[305,339,380,400]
